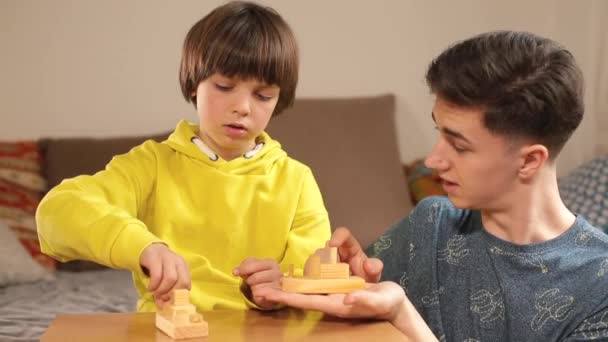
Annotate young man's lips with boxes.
[441,178,459,192]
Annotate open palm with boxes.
[257,281,406,320]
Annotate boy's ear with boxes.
[518,144,549,179]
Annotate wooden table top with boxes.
[41,309,408,341]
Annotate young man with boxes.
[260,31,608,341]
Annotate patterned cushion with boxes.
[0,221,54,286]
[404,159,446,205]
[559,156,608,231]
[0,141,57,271]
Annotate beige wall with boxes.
[1,0,605,175]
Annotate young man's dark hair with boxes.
[425,31,584,158]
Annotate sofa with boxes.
[0,94,414,341]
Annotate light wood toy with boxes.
[282,242,365,294]
[155,289,208,339]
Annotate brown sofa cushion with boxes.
[40,133,169,190]
[268,94,412,248]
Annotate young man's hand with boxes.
[256,282,437,341]
[329,227,384,283]
[139,242,191,308]
[233,257,283,309]
[257,281,405,319]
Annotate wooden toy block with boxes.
[282,242,365,294]
[317,243,338,263]
[319,263,350,278]
[282,276,365,294]
[155,289,208,339]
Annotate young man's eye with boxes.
[450,142,467,153]
[445,138,466,153]
[453,145,466,153]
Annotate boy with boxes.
[36,1,330,312]
[261,31,608,341]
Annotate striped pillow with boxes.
[559,156,608,231]
[0,141,57,270]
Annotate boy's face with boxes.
[194,73,280,161]
[424,97,522,210]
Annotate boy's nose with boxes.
[232,95,251,116]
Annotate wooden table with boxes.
[41,309,408,341]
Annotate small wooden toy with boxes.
[155,289,208,339]
[282,242,365,294]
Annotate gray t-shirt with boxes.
[369,196,608,341]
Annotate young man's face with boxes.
[194,73,280,161]
[424,97,521,210]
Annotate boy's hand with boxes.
[233,257,283,309]
[329,227,384,283]
[139,243,191,308]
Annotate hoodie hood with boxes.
[165,120,286,175]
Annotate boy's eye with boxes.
[214,83,233,91]
[256,93,274,101]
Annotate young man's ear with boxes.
[518,144,549,179]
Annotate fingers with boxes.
[342,290,389,319]
[233,257,278,277]
[251,285,283,309]
[140,243,168,292]
[256,287,340,315]
[257,281,407,322]
[363,258,384,283]
[153,256,179,297]
[343,288,382,309]
[155,296,167,309]
[147,260,163,292]
[176,258,192,290]
[234,258,283,309]
[328,227,373,280]
[346,282,408,320]
[328,227,352,246]
[329,227,363,260]
[141,244,191,299]
[262,288,346,314]
[233,257,282,287]
[244,268,283,287]
[343,289,368,305]
[157,257,190,295]
[254,286,286,303]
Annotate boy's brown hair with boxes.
[179,1,299,115]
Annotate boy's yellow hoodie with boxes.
[36,120,330,311]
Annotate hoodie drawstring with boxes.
[191,137,264,161]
